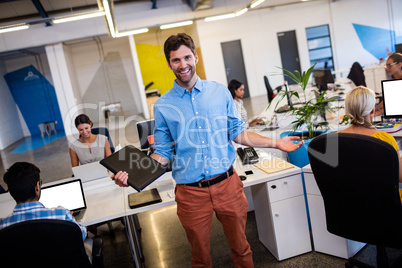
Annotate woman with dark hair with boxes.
[228,79,264,128]
[375,53,402,116]
[385,52,402,79]
[69,114,112,167]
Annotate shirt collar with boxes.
[14,201,44,212]
[173,76,202,98]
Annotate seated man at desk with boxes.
[113,33,302,267]
[0,162,94,260]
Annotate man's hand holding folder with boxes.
[101,145,167,192]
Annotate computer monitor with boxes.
[136,119,155,150]
[395,44,402,54]
[381,78,402,118]
[313,68,334,92]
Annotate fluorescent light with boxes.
[160,20,193,30]
[250,0,265,8]
[103,0,116,38]
[53,11,105,24]
[0,24,29,34]
[204,13,235,22]
[116,28,149,37]
[235,8,248,16]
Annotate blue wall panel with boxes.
[4,65,64,136]
[353,23,401,60]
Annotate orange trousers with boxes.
[175,169,253,268]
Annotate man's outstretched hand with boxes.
[276,136,303,152]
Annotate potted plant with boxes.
[268,64,338,167]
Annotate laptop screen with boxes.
[382,78,402,118]
[40,179,87,212]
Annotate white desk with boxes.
[236,159,312,260]
[0,177,126,227]
[0,157,312,265]
[303,165,366,258]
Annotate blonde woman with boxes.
[340,86,402,200]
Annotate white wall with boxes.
[196,0,402,98]
[0,61,24,149]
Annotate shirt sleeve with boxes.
[226,89,246,140]
[153,103,175,162]
[61,207,87,241]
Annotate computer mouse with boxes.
[239,175,247,181]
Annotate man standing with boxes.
[114,33,302,267]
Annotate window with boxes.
[306,25,334,71]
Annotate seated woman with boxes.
[340,86,402,200]
[375,52,402,116]
[69,114,112,167]
[228,79,265,128]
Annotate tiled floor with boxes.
[0,94,382,267]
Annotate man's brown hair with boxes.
[164,33,197,62]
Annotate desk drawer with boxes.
[267,174,303,202]
[304,173,321,195]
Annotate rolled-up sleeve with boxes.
[153,103,175,162]
[226,90,246,140]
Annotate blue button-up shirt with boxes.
[0,201,87,240]
[153,78,245,184]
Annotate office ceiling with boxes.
[0,0,314,27]
[0,0,319,60]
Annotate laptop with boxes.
[100,145,167,192]
[40,179,87,221]
[72,161,109,183]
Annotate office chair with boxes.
[90,127,126,234]
[91,127,115,153]
[264,75,275,103]
[0,219,104,268]
[308,133,402,268]
[347,62,366,87]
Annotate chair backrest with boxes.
[347,61,366,87]
[91,127,115,153]
[308,133,402,248]
[0,219,91,267]
[264,75,274,103]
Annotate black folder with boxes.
[128,188,162,209]
[100,145,167,192]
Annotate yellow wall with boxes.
[136,43,176,95]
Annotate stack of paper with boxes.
[254,158,295,174]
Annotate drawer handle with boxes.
[283,181,287,185]
[275,213,279,217]
[271,185,276,189]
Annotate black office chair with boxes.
[0,219,104,268]
[264,75,275,103]
[91,127,115,153]
[308,133,402,268]
[347,62,366,87]
[89,127,125,234]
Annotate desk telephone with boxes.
[237,147,259,165]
